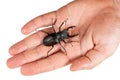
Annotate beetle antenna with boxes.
[51,18,57,33]
[59,18,68,31]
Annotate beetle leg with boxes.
[67,39,73,47]
[41,30,49,35]
[47,45,54,56]
[58,41,67,55]
[63,39,73,47]
[62,40,67,43]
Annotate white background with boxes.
[0,0,120,80]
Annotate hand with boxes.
[7,0,120,75]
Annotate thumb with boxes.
[70,49,109,71]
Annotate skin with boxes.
[7,0,120,75]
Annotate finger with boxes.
[9,29,51,55]
[21,52,69,75]
[70,48,109,71]
[7,44,59,68]
[21,11,57,34]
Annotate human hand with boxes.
[7,0,120,75]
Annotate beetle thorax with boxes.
[56,29,69,41]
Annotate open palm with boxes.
[7,0,120,75]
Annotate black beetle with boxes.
[42,19,78,55]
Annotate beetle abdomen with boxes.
[43,33,58,46]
